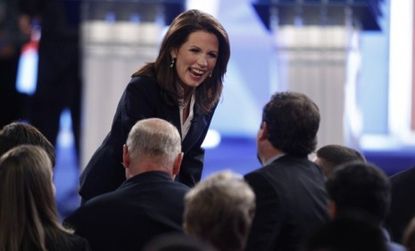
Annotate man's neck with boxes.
[260,146,284,165]
[126,162,172,180]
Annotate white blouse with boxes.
[179,93,195,140]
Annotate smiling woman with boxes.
[79,9,231,203]
[171,31,218,89]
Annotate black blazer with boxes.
[244,155,329,251]
[66,171,190,251]
[79,75,215,201]
[385,167,415,242]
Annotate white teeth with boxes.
[191,68,205,75]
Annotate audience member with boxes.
[79,9,231,202]
[314,144,366,177]
[19,0,82,162]
[385,166,415,242]
[326,161,405,251]
[0,121,55,166]
[0,0,30,128]
[0,145,90,251]
[403,217,415,251]
[143,233,216,251]
[244,92,328,251]
[183,170,255,251]
[65,118,189,251]
[305,214,388,251]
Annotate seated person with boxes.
[0,121,55,165]
[183,170,255,251]
[244,92,328,251]
[325,161,405,251]
[65,118,189,251]
[313,144,366,177]
[305,214,388,251]
[0,145,90,250]
[386,167,415,242]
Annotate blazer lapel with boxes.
[162,103,182,138]
[182,107,206,153]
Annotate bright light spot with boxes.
[57,110,74,149]
[202,129,221,149]
[16,44,38,95]
[186,0,219,16]
[388,0,413,138]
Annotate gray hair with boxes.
[184,170,256,251]
[126,118,181,167]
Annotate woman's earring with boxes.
[170,58,175,68]
[209,71,212,78]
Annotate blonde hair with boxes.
[0,145,70,251]
[184,170,256,251]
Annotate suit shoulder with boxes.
[391,167,415,183]
[127,75,159,91]
[244,168,272,186]
[122,75,162,107]
[47,232,91,251]
[173,181,191,192]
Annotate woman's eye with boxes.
[209,53,218,58]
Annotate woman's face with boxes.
[171,30,219,89]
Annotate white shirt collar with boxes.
[263,153,285,166]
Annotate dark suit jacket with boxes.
[385,167,415,242]
[46,232,91,251]
[244,155,329,251]
[66,171,190,251]
[79,75,216,201]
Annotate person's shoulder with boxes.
[391,166,415,182]
[65,233,91,251]
[244,158,304,185]
[245,160,285,177]
[128,74,158,89]
[244,167,272,186]
[74,190,121,214]
[47,231,91,251]
[124,75,161,100]
[171,180,191,192]
[64,191,121,228]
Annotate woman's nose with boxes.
[197,56,208,68]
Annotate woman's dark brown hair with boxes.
[134,9,230,114]
[0,145,71,251]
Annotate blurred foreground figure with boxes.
[184,170,255,251]
[325,161,405,251]
[19,0,82,162]
[0,0,30,127]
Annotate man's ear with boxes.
[258,121,268,141]
[122,144,130,169]
[172,152,183,178]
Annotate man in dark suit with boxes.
[326,161,405,251]
[65,118,189,251]
[244,92,329,251]
[386,167,415,243]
